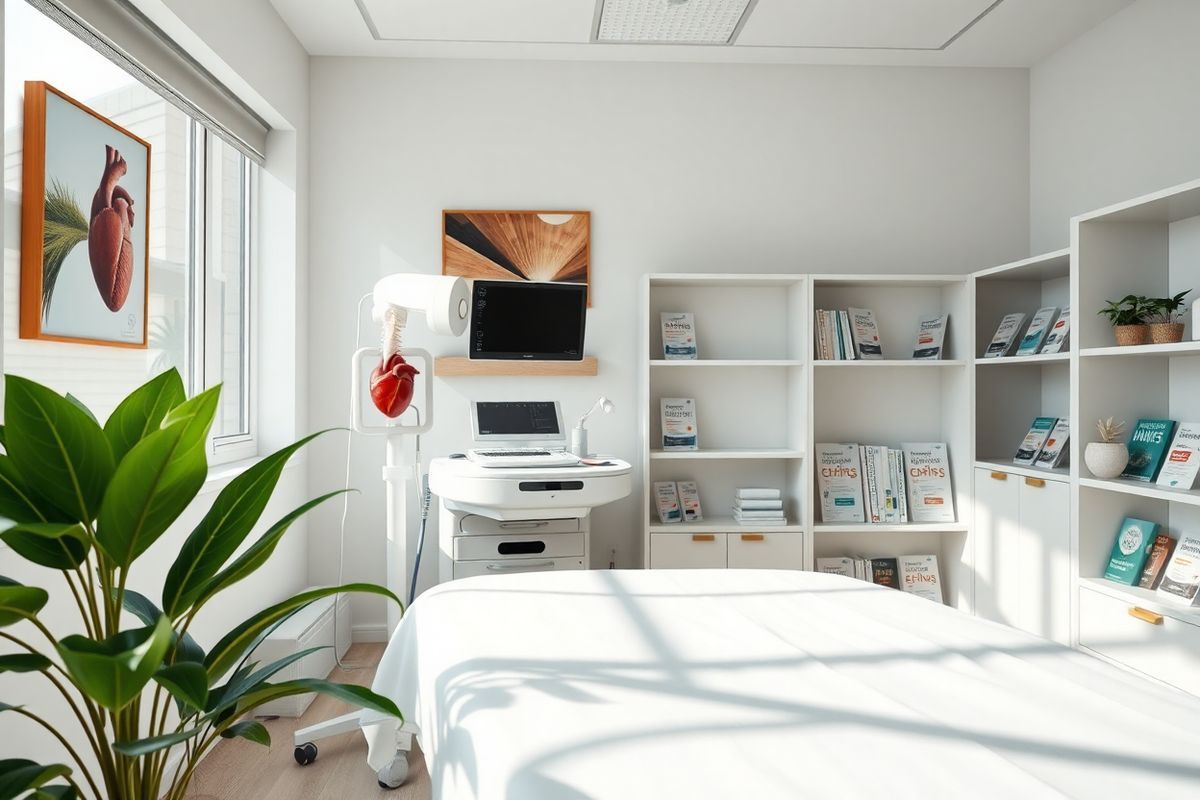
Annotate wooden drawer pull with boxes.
[740,533,765,542]
[1128,606,1164,625]
[1025,477,1046,488]
[691,534,716,542]
[990,471,1008,480]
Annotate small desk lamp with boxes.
[572,395,614,457]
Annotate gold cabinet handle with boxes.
[990,471,1008,480]
[740,533,765,542]
[1128,606,1164,625]
[1025,477,1046,488]
[691,534,715,542]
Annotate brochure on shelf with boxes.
[660,312,697,359]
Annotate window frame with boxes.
[193,127,258,465]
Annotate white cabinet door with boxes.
[972,467,1021,626]
[727,532,805,570]
[1016,476,1072,644]
[649,533,728,569]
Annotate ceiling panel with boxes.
[358,0,596,43]
[737,0,996,49]
[269,0,1134,67]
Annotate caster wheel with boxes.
[294,743,318,766]
[376,755,409,789]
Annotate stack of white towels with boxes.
[732,488,786,526]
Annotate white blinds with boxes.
[28,0,268,163]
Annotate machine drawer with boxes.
[1077,585,1200,696]
[453,556,586,580]
[454,531,587,561]
[650,533,728,569]
[457,515,581,536]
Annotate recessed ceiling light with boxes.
[594,0,756,46]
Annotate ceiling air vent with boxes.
[594,0,757,45]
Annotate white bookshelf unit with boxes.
[641,273,973,609]
[636,179,1200,697]
[642,275,809,571]
[1071,178,1200,696]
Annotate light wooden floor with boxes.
[185,644,431,800]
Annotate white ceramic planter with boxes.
[1085,442,1129,479]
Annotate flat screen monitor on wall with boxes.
[469,280,587,361]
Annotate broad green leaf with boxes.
[103,369,186,462]
[95,386,219,568]
[220,719,270,746]
[30,785,77,800]
[112,724,205,757]
[0,425,6,448]
[0,522,89,570]
[0,455,55,524]
[121,589,204,665]
[205,584,399,681]
[208,647,326,715]
[64,394,97,424]
[57,615,172,710]
[163,430,334,618]
[0,583,49,627]
[0,759,71,800]
[153,662,209,711]
[0,654,51,673]
[233,679,402,721]
[196,490,350,608]
[0,653,51,674]
[3,375,115,523]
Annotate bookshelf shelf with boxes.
[974,459,1069,483]
[649,448,805,460]
[813,359,966,368]
[812,523,968,535]
[647,518,805,534]
[1077,578,1200,624]
[974,353,1070,366]
[1080,340,1200,359]
[649,359,803,368]
[1079,476,1200,506]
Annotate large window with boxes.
[3,0,257,462]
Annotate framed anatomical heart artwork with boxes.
[20,81,150,347]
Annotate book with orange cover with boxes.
[1138,533,1176,590]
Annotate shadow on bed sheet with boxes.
[423,572,1200,799]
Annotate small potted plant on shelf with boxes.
[1098,295,1153,346]
[1085,417,1129,479]
[1143,290,1191,344]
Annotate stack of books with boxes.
[814,308,882,360]
[816,554,944,604]
[733,488,786,526]
[814,442,955,524]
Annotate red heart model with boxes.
[88,145,135,312]
[370,353,420,418]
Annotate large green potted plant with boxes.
[0,369,401,800]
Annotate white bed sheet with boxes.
[364,569,1200,799]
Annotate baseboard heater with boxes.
[253,591,351,717]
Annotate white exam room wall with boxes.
[0,0,312,769]
[1029,0,1200,251]
[306,57,1031,635]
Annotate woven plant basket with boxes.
[1114,324,1150,346]
[1149,322,1185,344]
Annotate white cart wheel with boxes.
[376,754,409,790]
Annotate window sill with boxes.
[199,453,302,496]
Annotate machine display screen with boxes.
[474,401,561,437]
[470,281,587,361]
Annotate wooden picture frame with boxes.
[442,210,591,305]
[20,81,151,348]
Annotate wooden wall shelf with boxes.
[434,356,598,377]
